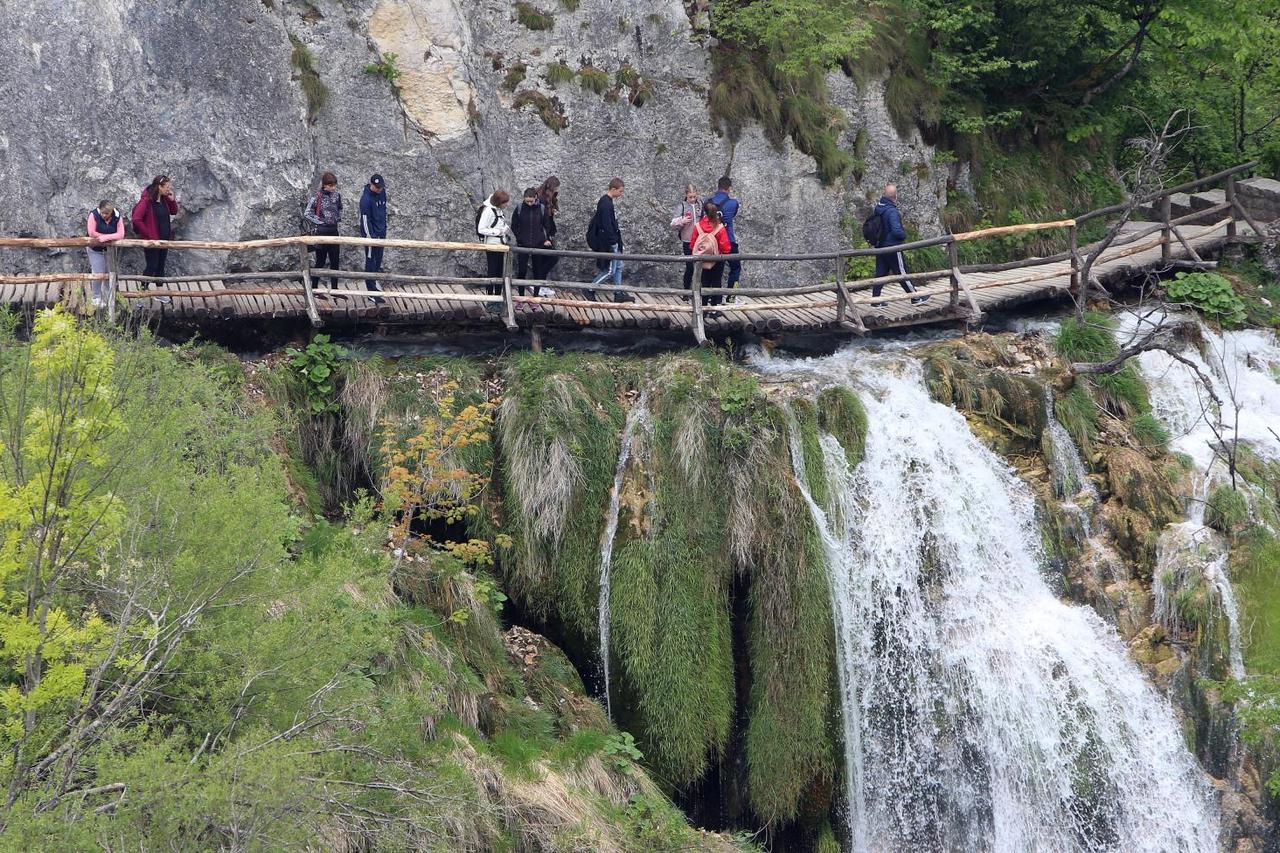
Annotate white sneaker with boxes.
[91,297,104,309]
[539,287,557,298]
[155,294,172,305]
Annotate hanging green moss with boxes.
[791,397,829,511]
[817,385,868,467]
[499,353,625,644]
[736,402,837,823]
[610,364,734,785]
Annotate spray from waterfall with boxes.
[597,390,648,720]
[766,352,1218,852]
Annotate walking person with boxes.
[669,184,700,291]
[869,183,929,307]
[359,173,387,305]
[475,190,511,303]
[511,187,552,297]
[689,201,732,308]
[587,178,630,301]
[130,175,178,304]
[707,176,741,297]
[534,176,561,292]
[302,171,344,298]
[86,199,124,309]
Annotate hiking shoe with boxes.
[155,294,172,305]
[910,295,931,306]
[614,293,636,304]
[584,289,599,301]
[91,297,104,309]
[371,295,386,305]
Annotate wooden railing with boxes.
[0,160,1261,343]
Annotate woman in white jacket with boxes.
[476,190,511,296]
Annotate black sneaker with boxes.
[614,293,636,304]
[371,295,386,305]
[584,289,599,301]
[910,295,931,306]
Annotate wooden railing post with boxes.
[691,264,707,346]
[501,249,517,331]
[834,256,847,325]
[947,240,960,311]
[106,244,119,323]
[1159,193,1172,266]
[1225,174,1238,241]
[1068,224,1080,295]
[299,243,322,328]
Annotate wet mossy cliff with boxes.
[266,331,1275,850]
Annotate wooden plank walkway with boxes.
[0,220,1244,336]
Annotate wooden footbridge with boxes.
[0,162,1266,344]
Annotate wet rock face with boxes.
[0,0,949,284]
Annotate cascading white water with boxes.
[597,391,648,720]
[767,351,1218,852]
[1121,317,1280,678]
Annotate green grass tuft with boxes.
[577,64,611,95]
[1205,485,1249,535]
[289,35,327,123]
[514,1,554,30]
[1130,412,1170,450]
[544,61,574,87]
[1234,533,1280,673]
[1055,312,1119,362]
[1056,384,1100,456]
[501,62,527,91]
[818,386,869,467]
[512,90,567,132]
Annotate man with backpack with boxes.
[359,174,387,305]
[707,176,741,295]
[587,178,631,302]
[864,183,929,307]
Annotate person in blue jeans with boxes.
[359,174,387,305]
[588,178,631,301]
[707,175,741,295]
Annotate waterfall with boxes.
[597,390,648,720]
[773,353,1218,852]
[1122,318,1280,678]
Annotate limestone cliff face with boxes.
[0,0,950,283]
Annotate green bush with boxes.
[363,51,403,86]
[1205,485,1249,534]
[285,333,347,414]
[1055,312,1119,362]
[1166,272,1247,327]
[1130,412,1170,450]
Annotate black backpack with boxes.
[585,208,603,251]
[861,208,884,248]
[474,204,487,237]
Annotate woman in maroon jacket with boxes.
[131,175,178,303]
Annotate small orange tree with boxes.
[378,382,507,570]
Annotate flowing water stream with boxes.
[760,349,1218,852]
[597,390,648,720]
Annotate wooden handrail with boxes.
[951,219,1075,242]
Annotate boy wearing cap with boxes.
[360,174,388,304]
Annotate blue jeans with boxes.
[591,244,623,287]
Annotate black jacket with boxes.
[512,200,554,247]
[589,194,622,250]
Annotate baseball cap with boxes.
[370,174,385,188]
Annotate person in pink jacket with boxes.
[131,175,178,303]
[86,200,124,308]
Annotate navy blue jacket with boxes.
[873,196,906,247]
[359,186,388,238]
[707,190,739,244]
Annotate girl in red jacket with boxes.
[689,202,732,305]
[131,175,179,303]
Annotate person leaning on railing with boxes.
[131,175,178,304]
[475,189,512,310]
[86,199,124,310]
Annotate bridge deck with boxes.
[0,220,1243,335]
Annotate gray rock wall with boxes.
[0,0,951,285]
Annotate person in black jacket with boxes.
[511,187,552,296]
[587,178,629,301]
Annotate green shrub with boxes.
[363,51,403,86]
[544,61,574,86]
[289,35,327,122]
[284,334,347,415]
[1205,485,1249,534]
[577,64,611,94]
[1056,312,1119,362]
[1166,272,1247,327]
[1093,363,1150,420]
[514,1,554,30]
[513,90,568,132]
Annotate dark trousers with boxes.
[682,242,695,290]
[701,262,726,305]
[515,250,552,296]
[872,249,916,297]
[485,250,504,296]
[364,245,384,291]
[534,253,557,281]
[143,247,168,281]
[314,244,340,288]
[726,241,741,287]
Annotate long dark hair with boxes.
[147,174,170,201]
[537,176,560,214]
[702,201,721,221]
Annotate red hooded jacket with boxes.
[131,187,178,240]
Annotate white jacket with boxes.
[477,200,509,245]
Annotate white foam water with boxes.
[596,390,648,720]
[767,350,1218,852]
